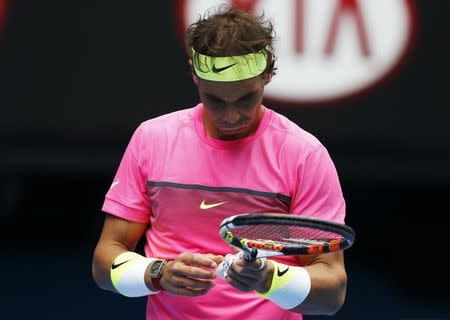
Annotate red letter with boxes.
[0,0,7,35]
[324,0,371,57]
[294,0,305,53]
[231,0,259,13]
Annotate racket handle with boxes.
[215,250,265,278]
[215,260,227,279]
[215,252,243,279]
[244,248,258,262]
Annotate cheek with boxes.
[204,108,223,123]
[245,106,260,119]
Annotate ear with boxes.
[189,59,200,86]
[192,74,200,86]
[262,72,272,85]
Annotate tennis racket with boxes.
[215,213,355,277]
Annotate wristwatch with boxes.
[149,259,168,291]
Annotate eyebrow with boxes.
[205,91,257,103]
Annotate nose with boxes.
[222,106,240,125]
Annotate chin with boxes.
[217,130,249,140]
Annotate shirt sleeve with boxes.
[290,145,346,224]
[101,124,151,223]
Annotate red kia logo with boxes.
[0,0,7,34]
[176,0,417,106]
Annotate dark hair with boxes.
[185,5,277,77]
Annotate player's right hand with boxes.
[160,252,224,296]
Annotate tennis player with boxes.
[92,5,348,320]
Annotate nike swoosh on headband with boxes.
[212,63,238,73]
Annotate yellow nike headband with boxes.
[192,49,268,82]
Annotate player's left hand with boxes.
[225,255,274,293]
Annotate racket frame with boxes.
[219,213,355,260]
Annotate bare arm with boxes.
[92,213,224,295]
[291,251,347,315]
[228,251,347,316]
[92,214,148,292]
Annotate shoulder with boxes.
[138,106,196,135]
[266,108,324,155]
[124,106,196,156]
[136,107,195,138]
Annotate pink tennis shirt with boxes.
[102,103,346,320]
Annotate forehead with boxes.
[199,77,263,98]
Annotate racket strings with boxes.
[232,224,345,246]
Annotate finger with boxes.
[235,257,265,271]
[172,264,217,280]
[204,254,224,265]
[226,262,255,283]
[171,275,216,290]
[225,274,252,292]
[232,260,260,275]
[178,253,220,269]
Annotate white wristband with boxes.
[110,252,157,297]
[256,261,311,309]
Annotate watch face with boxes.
[150,260,163,277]
[151,261,161,271]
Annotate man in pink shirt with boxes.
[92,5,348,320]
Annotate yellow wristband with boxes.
[256,261,311,309]
[110,252,156,297]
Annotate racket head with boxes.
[219,213,355,259]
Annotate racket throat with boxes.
[242,248,258,262]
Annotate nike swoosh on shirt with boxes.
[111,260,130,269]
[277,266,289,277]
[110,178,120,190]
[200,200,228,210]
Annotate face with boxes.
[195,75,270,140]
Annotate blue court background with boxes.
[1,1,449,319]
